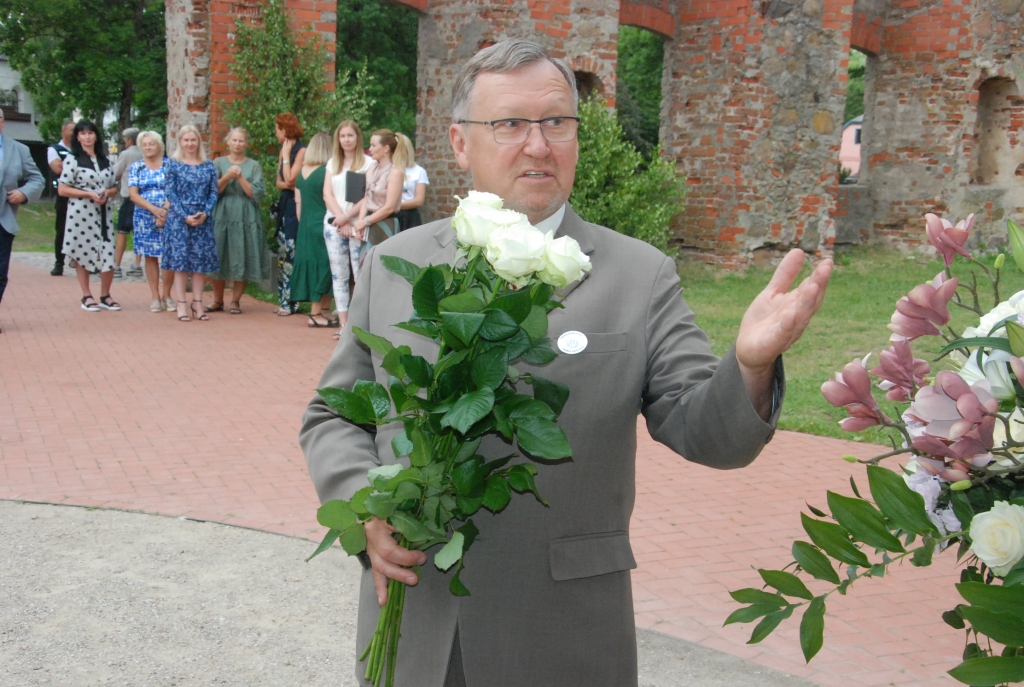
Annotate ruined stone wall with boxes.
[417,0,619,221]
[166,0,211,154]
[662,0,854,266]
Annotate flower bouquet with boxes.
[306,192,591,687]
[728,215,1024,685]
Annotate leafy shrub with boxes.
[569,98,685,254]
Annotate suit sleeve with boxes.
[17,147,44,203]
[641,255,784,469]
[299,248,382,503]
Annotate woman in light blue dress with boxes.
[128,130,171,312]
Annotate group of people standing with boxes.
[48,114,429,335]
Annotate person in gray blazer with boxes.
[301,40,832,687]
[0,110,46,332]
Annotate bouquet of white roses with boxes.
[729,215,1024,686]
[307,192,590,687]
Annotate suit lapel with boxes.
[423,219,456,266]
[553,204,596,300]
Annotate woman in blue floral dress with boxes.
[163,124,219,322]
[128,130,172,312]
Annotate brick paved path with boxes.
[0,257,960,686]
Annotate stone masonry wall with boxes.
[166,0,211,155]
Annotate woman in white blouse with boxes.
[393,133,429,232]
[322,120,373,334]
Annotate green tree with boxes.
[570,98,685,253]
[0,0,166,141]
[844,49,867,123]
[616,26,664,157]
[335,0,418,138]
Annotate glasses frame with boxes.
[455,116,581,145]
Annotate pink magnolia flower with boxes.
[870,340,930,401]
[926,213,974,268]
[887,277,959,342]
[822,356,888,432]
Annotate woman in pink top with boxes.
[353,129,404,247]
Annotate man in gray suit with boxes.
[0,110,46,332]
[301,40,832,686]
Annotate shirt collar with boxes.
[533,203,566,234]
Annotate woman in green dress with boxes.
[208,127,268,314]
[291,131,335,327]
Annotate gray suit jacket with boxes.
[300,206,783,687]
[0,136,45,234]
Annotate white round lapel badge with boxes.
[557,331,588,355]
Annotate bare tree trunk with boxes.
[116,0,147,133]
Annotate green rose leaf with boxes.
[506,396,557,421]
[401,354,433,387]
[389,512,435,543]
[339,524,367,555]
[529,374,570,417]
[434,349,470,378]
[508,464,546,505]
[482,475,512,512]
[948,656,1024,686]
[943,609,966,630]
[394,318,440,340]
[866,465,938,536]
[434,531,465,571]
[456,495,483,517]
[351,326,394,356]
[394,481,421,502]
[363,493,397,520]
[454,438,481,464]
[452,456,487,498]
[1008,322,1024,358]
[959,606,1024,646]
[799,596,826,662]
[724,604,785,626]
[412,266,446,319]
[318,387,376,425]
[349,487,373,516]
[441,312,487,346]
[729,589,788,607]
[748,605,795,644]
[316,500,358,531]
[353,380,391,420]
[471,347,509,391]
[792,541,841,584]
[530,282,555,306]
[381,345,412,379]
[441,388,496,434]
[391,431,414,458]
[515,416,572,461]
[379,255,422,284]
[758,569,814,600]
[520,339,558,365]
[439,291,486,313]
[409,427,432,467]
[1008,218,1024,274]
[826,491,905,553]
[957,582,1024,616]
[479,309,520,341]
[801,513,870,567]
[305,528,340,562]
[520,305,548,340]
[489,290,534,323]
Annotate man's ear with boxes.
[449,124,471,171]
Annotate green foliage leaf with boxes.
[724,604,784,625]
[351,327,394,356]
[381,345,412,379]
[529,375,570,417]
[363,493,397,520]
[944,608,966,630]
[792,541,841,584]
[729,589,788,607]
[439,291,486,313]
[452,457,487,498]
[434,532,465,572]
[393,481,421,502]
[911,538,936,567]
[389,512,435,543]
[866,465,938,536]
[412,267,446,319]
[394,319,440,340]
[318,387,376,425]
[409,427,432,467]
[509,464,546,505]
[306,528,340,562]
[479,309,520,341]
[471,348,509,391]
[401,355,433,388]
[826,491,905,553]
[948,656,1024,686]
[951,491,975,532]
[520,306,549,340]
[489,290,534,323]
[937,337,1014,358]
[391,431,414,458]
[1008,322,1024,358]
[800,596,826,663]
[450,564,470,596]
[959,606,1024,646]
[958,582,1024,617]
[316,500,358,531]
[349,487,373,516]
[748,605,795,644]
[441,389,496,434]
[353,380,391,420]
[482,475,513,512]
[506,396,557,421]
[1009,218,1024,275]
[520,339,559,365]
[758,569,814,600]
[380,255,422,285]
[801,513,870,567]
[339,524,367,555]
[440,312,486,346]
[515,416,573,461]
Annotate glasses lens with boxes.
[540,118,578,142]
[492,119,529,144]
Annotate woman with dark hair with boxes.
[353,129,404,248]
[273,113,306,316]
[57,120,121,312]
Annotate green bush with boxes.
[569,98,685,254]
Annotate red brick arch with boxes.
[384,0,427,11]
[619,0,674,39]
[850,11,882,56]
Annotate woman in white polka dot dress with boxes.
[57,120,120,312]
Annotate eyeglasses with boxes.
[455,116,580,144]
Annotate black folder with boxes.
[345,171,366,203]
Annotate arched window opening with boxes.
[574,71,603,101]
[839,49,868,183]
[970,77,1023,186]
[616,25,664,158]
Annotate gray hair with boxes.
[451,40,579,122]
[136,130,164,154]
[122,127,140,144]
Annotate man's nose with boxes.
[521,122,551,157]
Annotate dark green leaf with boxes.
[801,513,870,567]
[317,387,376,425]
[401,354,433,387]
[748,605,795,644]
[353,380,391,420]
[724,604,784,625]
[482,475,512,512]
[471,347,509,391]
[957,582,1024,617]
[439,291,486,313]
[306,528,340,562]
[392,431,414,458]
[792,541,841,584]
[452,456,487,498]
[944,609,967,630]
[758,569,814,600]
[339,524,367,555]
[379,255,422,284]
[960,606,1024,646]
[454,438,481,464]
[1009,218,1024,274]
[363,493,397,520]
[316,500,358,531]
[389,512,435,543]
[394,318,440,340]
[489,290,534,323]
[412,266,446,319]
[937,337,1014,358]
[515,416,573,461]
[867,465,938,536]
[441,388,496,434]
[520,305,548,340]
[806,503,827,518]
[850,476,863,499]
[389,378,410,411]
[434,349,470,378]
[729,588,788,607]
[440,312,487,346]
[911,538,936,567]
[799,596,826,662]
[450,562,470,596]
[529,374,570,417]
[951,491,975,532]
[520,339,558,365]
[456,495,482,516]
[409,427,432,467]
[479,309,520,341]
[530,282,555,306]
[826,491,905,553]
[509,464,547,505]
[506,396,557,421]
[495,329,533,359]
[458,519,479,549]
[948,656,1024,686]
[351,326,394,356]
[381,345,412,379]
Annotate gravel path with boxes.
[0,501,813,687]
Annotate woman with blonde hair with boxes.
[291,131,336,328]
[207,126,267,314]
[163,124,219,321]
[393,132,429,231]
[322,119,373,333]
[128,130,173,312]
[353,129,403,246]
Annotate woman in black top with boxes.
[273,113,306,316]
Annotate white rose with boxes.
[537,233,592,289]
[453,192,522,247]
[970,501,1024,575]
[484,221,548,287]
[957,349,1016,400]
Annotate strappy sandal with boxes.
[308,313,333,328]
[81,295,101,312]
[98,295,121,311]
[204,301,224,313]
[228,302,242,315]
[176,300,191,322]
[191,300,210,321]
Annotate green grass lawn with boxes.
[678,245,1024,444]
[14,201,59,252]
